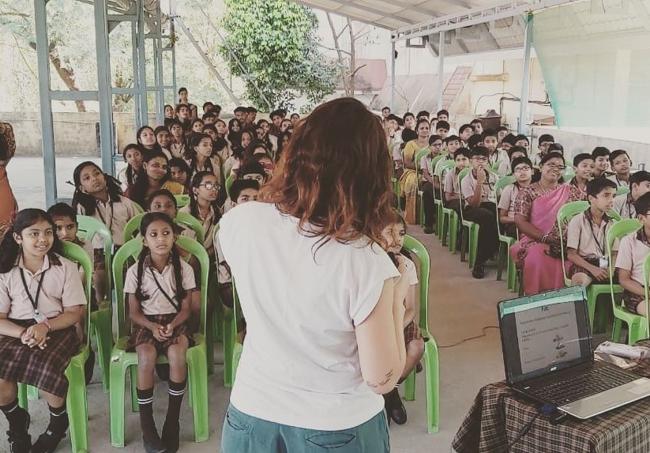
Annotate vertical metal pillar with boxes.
[169,0,178,103]
[390,39,396,111]
[153,2,165,124]
[135,0,148,127]
[436,31,445,112]
[518,13,533,135]
[34,0,57,207]
[94,0,115,175]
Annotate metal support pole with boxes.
[170,0,178,103]
[135,0,148,127]
[34,0,57,207]
[437,31,445,112]
[94,0,115,175]
[153,2,165,124]
[518,13,533,135]
[390,40,396,112]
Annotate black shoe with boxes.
[143,436,167,453]
[385,388,407,425]
[85,349,95,385]
[30,429,66,453]
[8,408,31,453]
[472,263,485,279]
[161,421,179,453]
[423,226,434,234]
[416,361,423,373]
[155,364,170,382]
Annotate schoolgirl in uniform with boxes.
[0,209,87,453]
[186,133,223,185]
[124,212,195,453]
[72,161,141,301]
[126,151,185,207]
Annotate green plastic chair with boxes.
[132,201,145,214]
[562,166,575,181]
[607,219,647,344]
[77,215,114,392]
[18,241,93,453]
[494,176,517,291]
[457,168,480,268]
[434,159,455,244]
[642,254,650,342]
[123,212,205,244]
[109,236,209,447]
[616,186,630,197]
[556,201,612,331]
[400,235,440,434]
[175,194,190,208]
[225,173,235,198]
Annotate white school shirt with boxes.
[218,202,399,430]
[77,195,140,247]
[615,232,650,286]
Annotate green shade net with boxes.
[532,1,650,130]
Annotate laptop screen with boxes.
[498,287,592,384]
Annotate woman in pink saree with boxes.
[511,152,582,295]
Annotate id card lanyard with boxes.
[19,268,48,322]
[150,268,181,312]
[586,214,608,268]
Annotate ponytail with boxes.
[0,226,20,273]
[134,247,149,302]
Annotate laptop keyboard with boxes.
[526,363,638,405]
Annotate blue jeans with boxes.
[221,404,390,452]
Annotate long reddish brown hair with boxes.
[259,97,394,246]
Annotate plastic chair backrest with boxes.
[563,167,575,180]
[175,212,206,243]
[77,215,113,296]
[112,236,209,339]
[608,210,622,222]
[434,160,456,201]
[403,235,430,332]
[556,201,590,280]
[414,148,430,174]
[61,240,93,347]
[175,194,190,208]
[225,174,235,198]
[132,202,145,214]
[123,212,205,244]
[495,175,516,198]
[616,186,630,197]
[607,218,642,312]
[642,254,650,336]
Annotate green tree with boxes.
[219,0,336,111]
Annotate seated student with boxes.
[615,192,650,316]
[470,118,483,136]
[154,126,172,160]
[570,153,594,200]
[592,146,611,179]
[420,135,443,234]
[467,134,482,150]
[379,211,424,426]
[500,133,517,153]
[416,110,430,121]
[169,157,191,193]
[223,161,266,213]
[458,124,473,147]
[47,202,97,382]
[498,157,533,237]
[393,129,416,177]
[548,143,563,155]
[567,178,617,287]
[483,129,509,171]
[124,212,194,453]
[214,179,260,309]
[180,172,222,261]
[514,134,530,152]
[435,121,450,140]
[126,150,185,207]
[607,149,633,187]
[436,109,449,122]
[117,144,144,192]
[444,148,471,218]
[531,133,554,168]
[0,209,86,453]
[497,145,527,176]
[613,170,650,219]
[72,161,140,300]
[444,135,461,156]
[496,126,509,145]
[461,146,499,279]
[186,133,223,185]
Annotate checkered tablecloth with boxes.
[452,341,650,453]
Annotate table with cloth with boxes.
[452,340,650,453]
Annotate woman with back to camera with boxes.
[218,97,409,452]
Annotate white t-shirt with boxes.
[218,202,399,430]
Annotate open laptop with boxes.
[498,286,650,419]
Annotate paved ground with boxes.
[3,157,511,452]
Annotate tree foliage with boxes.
[219,0,337,111]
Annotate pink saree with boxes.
[510,184,576,295]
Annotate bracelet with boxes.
[39,319,52,332]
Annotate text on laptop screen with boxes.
[499,288,592,384]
